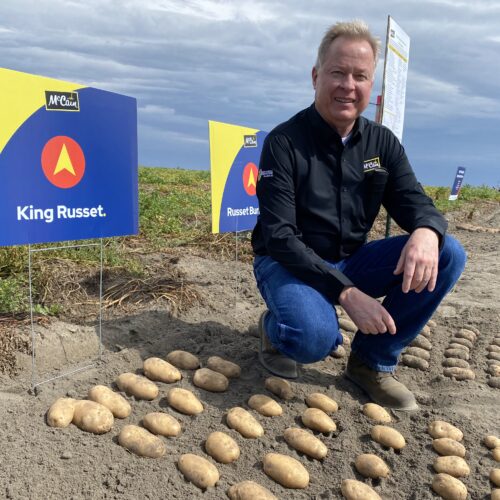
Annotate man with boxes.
[251,20,466,410]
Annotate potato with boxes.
[432,438,466,458]
[227,480,277,500]
[493,447,500,462]
[263,453,309,489]
[448,343,470,352]
[72,400,114,434]
[88,385,131,418]
[166,350,200,370]
[405,346,431,360]
[489,365,500,377]
[362,403,391,423]
[427,319,437,328]
[248,394,282,417]
[226,407,264,438]
[143,357,181,383]
[205,431,240,463]
[354,453,390,479]
[47,398,76,428]
[116,372,159,400]
[370,425,405,450]
[283,427,328,459]
[489,353,500,362]
[330,345,346,358]
[193,368,229,392]
[491,469,500,487]
[178,453,219,489]
[118,424,166,458]
[484,435,500,449]
[420,325,431,338]
[428,420,463,441]
[402,354,429,370]
[488,345,500,353]
[442,358,470,369]
[341,332,351,346]
[339,318,357,332]
[142,412,181,437]
[489,378,500,389]
[433,456,470,477]
[465,325,480,335]
[206,356,241,378]
[166,388,203,415]
[410,336,432,350]
[340,479,382,500]
[264,377,293,400]
[443,367,475,381]
[444,349,469,360]
[301,407,336,433]
[432,473,467,500]
[450,337,473,349]
[493,338,500,347]
[455,329,476,342]
[493,489,500,500]
[305,393,338,413]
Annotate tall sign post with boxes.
[448,167,466,201]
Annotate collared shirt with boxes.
[251,103,448,303]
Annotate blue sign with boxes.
[449,166,466,201]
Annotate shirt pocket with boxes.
[363,170,389,224]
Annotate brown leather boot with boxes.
[345,353,418,410]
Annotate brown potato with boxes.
[433,456,470,477]
[339,318,357,332]
[263,453,309,489]
[428,420,463,441]
[370,425,405,450]
[455,329,476,343]
[362,403,391,423]
[432,438,466,457]
[448,343,470,352]
[341,332,351,346]
[488,345,500,353]
[206,356,241,378]
[449,337,473,349]
[330,345,346,358]
[405,346,431,360]
[489,377,500,389]
[142,412,181,437]
[88,385,131,418]
[427,319,437,328]
[301,407,336,433]
[205,431,240,463]
[341,479,382,500]
[165,350,200,370]
[420,325,431,338]
[432,473,467,500]
[264,377,293,400]
[116,373,159,400]
[493,447,500,462]
[410,336,432,350]
[354,454,390,479]
[166,388,203,415]
[72,400,114,434]
[248,394,282,417]
[489,365,500,377]
[227,480,277,500]
[444,349,469,360]
[493,489,500,500]
[46,398,76,428]
[491,469,500,487]
[226,407,264,438]
[443,367,475,381]
[178,453,219,489]
[283,427,328,460]
[489,353,500,362]
[442,358,470,369]
[193,368,229,392]
[118,424,166,458]
[484,436,500,449]
[305,393,338,413]
[401,354,429,370]
[143,357,181,383]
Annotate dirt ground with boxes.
[0,203,499,500]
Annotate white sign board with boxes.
[380,16,410,142]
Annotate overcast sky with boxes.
[1,0,499,186]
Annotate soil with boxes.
[0,203,499,500]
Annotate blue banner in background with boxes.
[449,166,466,201]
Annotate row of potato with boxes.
[402,323,434,371]
[486,335,500,389]
[441,327,478,381]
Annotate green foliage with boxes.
[0,276,28,313]
[425,184,500,212]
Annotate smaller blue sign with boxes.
[449,166,466,201]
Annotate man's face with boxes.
[312,36,375,136]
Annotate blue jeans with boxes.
[253,235,466,372]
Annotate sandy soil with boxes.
[0,204,499,500]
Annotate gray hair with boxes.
[315,20,381,69]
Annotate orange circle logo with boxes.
[242,162,258,196]
[41,136,85,189]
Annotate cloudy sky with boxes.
[1,0,499,186]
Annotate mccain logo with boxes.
[243,135,257,148]
[45,91,80,111]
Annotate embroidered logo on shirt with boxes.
[363,157,387,173]
[258,169,273,181]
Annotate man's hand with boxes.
[339,286,396,335]
[393,228,439,293]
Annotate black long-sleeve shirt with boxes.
[251,103,448,303]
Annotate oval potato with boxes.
[401,354,429,370]
[444,349,469,360]
[432,473,467,500]
[354,453,390,479]
[283,427,328,459]
[143,357,181,383]
[405,346,431,360]
[428,420,463,441]
[433,456,470,477]
[116,372,159,400]
[487,345,500,353]
[193,367,229,392]
[166,350,200,370]
[301,407,336,433]
[489,365,500,377]
[142,412,181,437]
[178,453,219,489]
[489,377,500,389]
[207,356,241,378]
[493,447,500,462]
[263,453,309,489]
[226,407,264,438]
[167,388,203,415]
[370,425,405,450]
[118,424,166,458]
[489,353,500,362]
[88,385,131,418]
[449,337,473,349]
[72,400,114,434]
[47,398,76,428]
[330,345,346,358]
[341,479,382,500]
[248,394,282,417]
[227,480,277,500]
[455,329,476,342]
[493,489,500,500]
[432,438,466,458]
[205,431,240,463]
[339,318,357,332]
[443,367,475,381]
[484,435,500,449]
[420,325,431,338]
[491,469,500,487]
[442,358,470,369]
[427,319,437,328]
[305,393,338,413]
[362,403,391,423]
[410,336,432,350]
[264,377,293,400]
